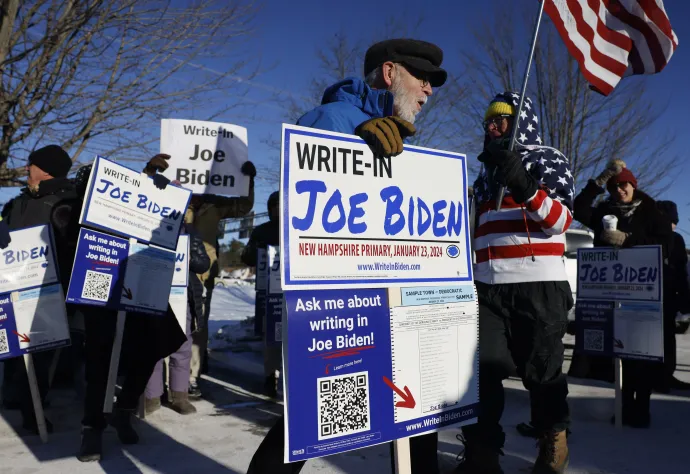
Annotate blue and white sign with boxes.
[283,288,479,463]
[172,235,189,288]
[280,124,472,289]
[0,225,70,361]
[66,228,175,315]
[66,229,129,310]
[266,246,282,345]
[254,248,268,336]
[575,246,663,361]
[79,156,192,250]
[120,242,176,314]
[169,235,189,332]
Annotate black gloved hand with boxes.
[479,149,538,204]
[0,219,11,249]
[152,173,171,190]
[143,153,171,176]
[241,161,256,178]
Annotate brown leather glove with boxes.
[355,116,416,157]
[143,153,171,177]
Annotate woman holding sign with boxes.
[573,161,672,428]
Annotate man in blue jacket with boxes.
[247,38,447,474]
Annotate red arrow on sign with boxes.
[382,376,416,409]
[12,331,30,343]
[122,287,133,300]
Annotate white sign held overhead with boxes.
[160,119,250,196]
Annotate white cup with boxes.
[602,215,618,231]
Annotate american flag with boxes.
[542,0,679,96]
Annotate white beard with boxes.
[390,76,425,124]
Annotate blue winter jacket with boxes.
[297,77,394,133]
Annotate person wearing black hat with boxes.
[656,200,690,392]
[241,191,281,397]
[0,144,77,434]
[298,38,447,159]
[246,38,448,474]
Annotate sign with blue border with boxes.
[0,225,70,361]
[575,246,663,361]
[78,156,192,250]
[279,125,472,289]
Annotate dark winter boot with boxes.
[533,430,569,474]
[77,427,103,462]
[629,393,651,429]
[188,381,202,400]
[109,407,139,445]
[145,397,161,415]
[455,435,504,474]
[263,374,278,398]
[168,391,197,415]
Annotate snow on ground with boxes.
[1,280,690,473]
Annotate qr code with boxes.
[317,371,370,440]
[274,322,282,342]
[81,270,113,302]
[584,329,604,351]
[0,329,8,354]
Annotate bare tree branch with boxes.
[0,0,260,186]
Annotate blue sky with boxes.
[2,0,688,240]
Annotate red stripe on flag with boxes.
[566,0,628,76]
[638,0,677,48]
[475,243,566,263]
[544,0,615,95]
[525,189,547,213]
[564,208,573,231]
[475,219,543,238]
[586,0,633,51]
[541,199,563,229]
[603,0,667,71]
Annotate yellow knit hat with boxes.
[484,99,515,120]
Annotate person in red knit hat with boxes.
[573,160,672,428]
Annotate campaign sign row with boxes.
[278,125,479,463]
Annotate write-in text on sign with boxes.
[160,119,250,196]
[79,156,192,250]
[280,124,472,289]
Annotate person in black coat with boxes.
[0,145,76,433]
[70,159,188,462]
[656,200,690,392]
[241,191,281,396]
[573,161,672,428]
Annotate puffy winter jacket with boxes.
[297,77,394,134]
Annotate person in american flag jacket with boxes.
[457,92,574,474]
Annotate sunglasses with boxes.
[483,115,511,130]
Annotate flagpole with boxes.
[496,0,546,211]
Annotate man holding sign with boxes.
[248,38,446,474]
[143,152,256,400]
[1,144,76,433]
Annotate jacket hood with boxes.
[485,91,544,148]
[321,77,394,119]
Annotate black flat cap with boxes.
[364,38,447,87]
